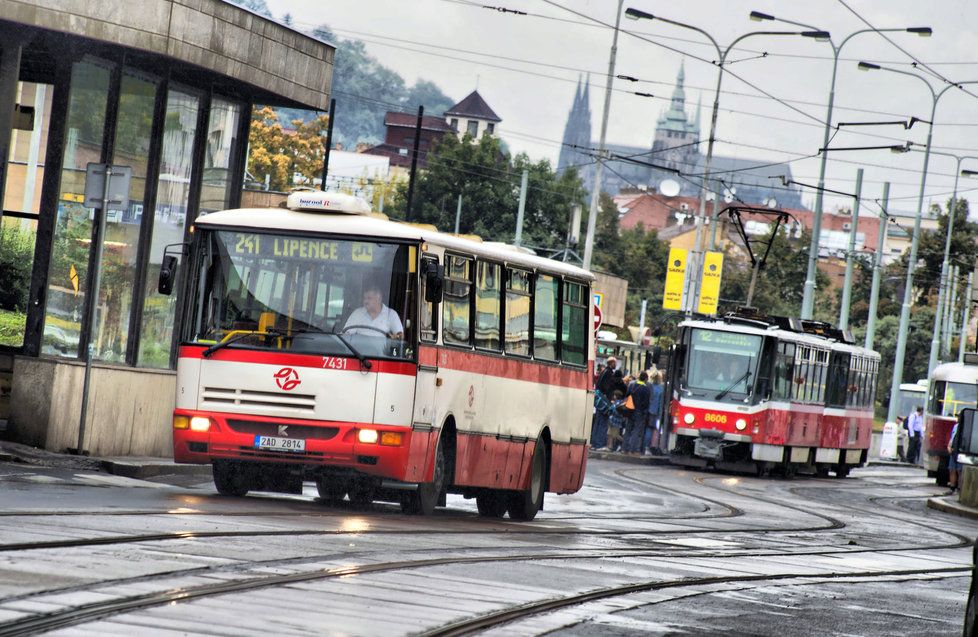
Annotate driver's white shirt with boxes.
[344,304,404,336]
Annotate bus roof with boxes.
[898,383,927,393]
[194,206,594,281]
[931,361,978,384]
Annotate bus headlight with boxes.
[190,417,212,432]
[683,413,695,425]
[735,418,747,431]
[358,429,379,444]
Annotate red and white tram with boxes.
[924,357,978,485]
[167,191,594,519]
[668,313,879,477]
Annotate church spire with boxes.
[671,59,686,111]
[694,92,702,139]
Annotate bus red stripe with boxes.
[420,346,589,390]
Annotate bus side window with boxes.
[442,254,472,347]
[420,255,438,343]
[534,274,558,361]
[475,261,502,351]
[504,267,531,356]
[561,280,587,366]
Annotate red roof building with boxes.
[362,112,456,169]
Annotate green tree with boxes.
[391,133,584,250]
[855,306,934,417]
[247,106,330,191]
[904,197,978,303]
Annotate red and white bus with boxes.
[668,313,879,477]
[924,357,978,485]
[166,191,594,520]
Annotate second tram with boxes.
[668,313,880,477]
[925,356,978,485]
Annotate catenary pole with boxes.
[514,169,528,246]
[865,182,890,349]
[926,154,964,378]
[582,0,623,271]
[946,264,960,355]
[959,272,974,362]
[838,168,863,330]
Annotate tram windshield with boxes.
[893,387,926,421]
[187,229,416,360]
[684,329,762,401]
[930,381,978,418]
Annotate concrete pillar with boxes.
[961,465,978,508]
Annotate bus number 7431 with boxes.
[322,356,348,370]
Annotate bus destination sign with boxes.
[229,232,374,263]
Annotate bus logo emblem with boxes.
[274,367,301,391]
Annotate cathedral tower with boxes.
[557,75,593,175]
[651,61,700,173]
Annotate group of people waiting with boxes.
[591,357,665,456]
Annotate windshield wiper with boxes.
[715,370,751,400]
[330,327,373,370]
[202,331,259,358]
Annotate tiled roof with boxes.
[444,90,501,122]
[384,111,455,132]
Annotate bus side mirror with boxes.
[424,262,444,304]
[158,255,178,295]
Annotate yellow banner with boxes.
[663,248,688,311]
[697,251,724,315]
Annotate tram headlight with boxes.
[683,413,695,425]
[735,418,747,431]
[358,428,379,444]
[189,416,212,432]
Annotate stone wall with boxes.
[8,357,176,456]
[0,0,333,109]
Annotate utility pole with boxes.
[945,264,960,356]
[959,272,974,362]
[582,0,624,271]
[319,98,336,189]
[514,169,528,246]
[454,194,462,234]
[404,105,424,222]
[838,168,863,331]
[865,182,890,350]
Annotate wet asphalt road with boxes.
[0,459,972,636]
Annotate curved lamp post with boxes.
[751,11,931,320]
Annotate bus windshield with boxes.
[894,388,926,421]
[685,329,762,400]
[931,381,978,418]
[189,229,416,360]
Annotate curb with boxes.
[927,495,978,521]
[99,459,211,480]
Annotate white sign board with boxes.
[878,422,899,460]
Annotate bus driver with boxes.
[344,284,404,339]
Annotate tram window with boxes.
[475,261,501,351]
[561,280,588,366]
[534,274,558,361]
[420,256,438,343]
[825,352,850,408]
[505,267,531,356]
[813,349,829,403]
[792,347,808,402]
[443,254,472,346]
[773,342,795,400]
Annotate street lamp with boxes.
[624,8,827,313]
[914,150,978,374]
[856,62,978,424]
[751,11,932,320]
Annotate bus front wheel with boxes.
[508,440,546,521]
[476,490,508,518]
[212,461,251,497]
[402,444,445,515]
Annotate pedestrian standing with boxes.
[591,357,619,450]
[644,370,664,455]
[906,405,924,465]
[623,371,652,454]
[948,420,962,493]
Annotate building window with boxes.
[486,122,495,135]
[90,69,160,363]
[466,120,478,137]
[505,268,531,356]
[474,261,500,350]
[199,98,242,214]
[42,57,114,358]
[138,86,200,368]
[450,118,458,130]
[534,274,558,361]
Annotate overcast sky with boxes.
[270,0,978,218]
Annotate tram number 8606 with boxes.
[704,413,728,424]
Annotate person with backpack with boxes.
[623,371,652,455]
